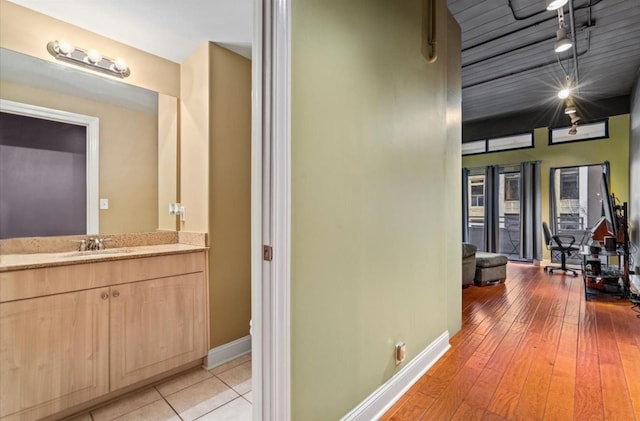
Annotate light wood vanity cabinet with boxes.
[110,273,206,390]
[0,288,111,420]
[0,251,208,421]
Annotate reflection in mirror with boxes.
[0,47,172,239]
[0,99,99,239]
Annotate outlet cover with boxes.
[99,198,109,210]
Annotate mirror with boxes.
[0,47,176,239]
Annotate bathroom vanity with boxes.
[0,239,209,421]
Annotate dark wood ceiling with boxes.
[448,0,640,129]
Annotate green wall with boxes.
[463,114,630,259]
[291,0,460,419]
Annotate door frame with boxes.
[251,0,291,419]
[0,99,99,235]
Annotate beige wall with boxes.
[1,80,158,235]
[180,43,251,347]
[630,76,640,273]
[208,44,252,346]
[158,94,179,231]
[291,0,460,418]
[180,44,211,234]
[0,0,179,97]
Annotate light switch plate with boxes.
[99,198,109,210]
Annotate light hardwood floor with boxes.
[382,263,640,421]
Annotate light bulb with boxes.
[56,40,74,55]
[86,49,102,64]
[558,88,571,99]
[113,58,128,72]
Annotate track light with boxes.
[570,115,581,125]
[558,77,573,99]
[554,27,572,53]
[47,40,131,78]
[564,98,577,114]
[558,88,571,99]
[546,0,568,11]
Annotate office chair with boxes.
[542,221,580,276]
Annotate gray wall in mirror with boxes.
[0,112,87,238]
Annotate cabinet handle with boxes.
[101,292,109,300]
[112,290,120,298]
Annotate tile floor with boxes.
[67,354,252,421]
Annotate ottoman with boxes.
[474,252,508,286]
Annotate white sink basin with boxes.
[61,248,134,258]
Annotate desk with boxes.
[580,249,626,301]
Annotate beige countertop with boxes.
[0,243,207,272]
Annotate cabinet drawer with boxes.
[0,251,206,302]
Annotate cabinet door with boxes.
[110,273,207,390]
[0,288,110,420]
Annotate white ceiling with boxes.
[6,0,253,62]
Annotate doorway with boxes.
[550,162,608,264]
[0,100,99,238]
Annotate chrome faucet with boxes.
[74,237,112,251]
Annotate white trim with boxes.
[271,0,292,420]
[340,331,451,421]
[251,0,265,416]
[204,336,252,370]
[252,1,291,419]
[0,99,99,234]
[252,1,292,420]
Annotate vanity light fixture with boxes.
[47,40,130,78]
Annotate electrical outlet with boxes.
[99,198,109,210]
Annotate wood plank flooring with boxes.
[381,263,640,421]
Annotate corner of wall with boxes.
[629,71,640,272]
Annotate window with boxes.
[559,169,579,200]
[470,179,484,207]
[504,174,520,201]
[487,133,533,152]
[550,120,608,144]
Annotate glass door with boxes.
[550,163,607,264]
[466,170,486,251]
[498,165,522,260]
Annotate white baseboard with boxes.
[204,335,252,370]
[340,331,451,421]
